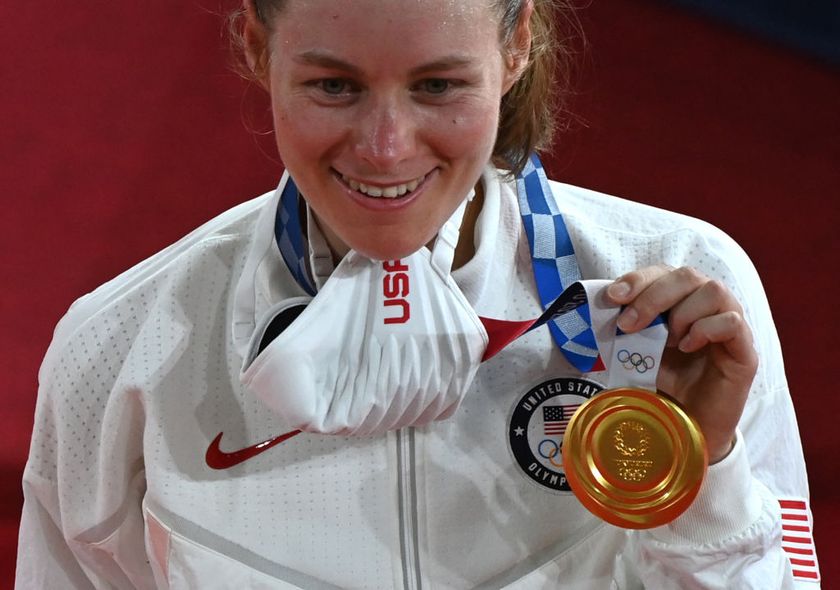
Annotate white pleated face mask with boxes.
[241,199,490,436]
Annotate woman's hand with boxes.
[606,265,758,464]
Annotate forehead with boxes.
[273,0,502,50]
[280,0,496,20]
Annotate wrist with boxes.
[709,436,736,465]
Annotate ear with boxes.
[502,0,534,94]
[243,0,270,87]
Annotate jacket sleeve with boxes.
[16,304,157,590]
[626,226,820,588]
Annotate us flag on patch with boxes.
[779,498,820,582]
[542,404,580,436]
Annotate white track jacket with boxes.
[17,168,820,588]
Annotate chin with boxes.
[350,232,432,262]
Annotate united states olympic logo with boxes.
[617,349,655,373]
[508,377,603,492]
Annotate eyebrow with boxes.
[294,50,476,76]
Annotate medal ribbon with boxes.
[514,155,667,377]
[275,179,317,296]
[515,155,601,371]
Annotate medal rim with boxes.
[562,387,708,529]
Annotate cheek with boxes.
[454,106,499,136]
[272,99,345,164]
[437,101,500,157]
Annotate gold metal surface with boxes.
[561,387,708,529]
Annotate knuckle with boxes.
[723,309,742,328]
[704,279,744,312]
[723,310,753,340]
[674,265,705,285]
[703,278,728,299]
[649,263,675,281]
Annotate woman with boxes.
[16,0,816,588]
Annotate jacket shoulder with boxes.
[43,192,272,369]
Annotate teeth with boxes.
[341,174,426,198]
[360,183,382,197]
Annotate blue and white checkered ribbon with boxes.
[516,154,602,372]
[275,179,317,296]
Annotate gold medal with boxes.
[561,387,707,529]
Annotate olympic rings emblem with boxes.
[537,438,564,468]
[617,349,655,373]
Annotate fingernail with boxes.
[608,281,630,299]
[678,334,692,352]
[617,307,638,331]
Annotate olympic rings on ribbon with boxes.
[617,349,655,373]
[538,439,564,468]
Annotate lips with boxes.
[338,171,427,199]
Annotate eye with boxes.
[418,78,451,94]
[318,78,350,95]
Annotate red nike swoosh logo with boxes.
[205,429,302,469]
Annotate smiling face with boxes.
[249,0,524,260]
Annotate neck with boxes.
[451,181,484,270]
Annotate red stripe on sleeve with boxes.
[783,546,815,556]
[788,558,816,567]
[792,569,819,580]
[779,499,807,510]
[781,512,808,521]
[782,535,813,544]
[782,524,810,533]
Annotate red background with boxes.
[2,0,838,585]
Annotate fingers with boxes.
[668,279,742,349]
[678,311,758,373]
[607,264,758,370]
[607,265,707,333]
[606,264,674,303]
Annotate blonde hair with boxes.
[228,0,579,175]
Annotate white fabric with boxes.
[242,201,489,435]
[16,166,817,588]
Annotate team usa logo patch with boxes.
[509,377,603,492]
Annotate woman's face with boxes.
[256,0,521,260]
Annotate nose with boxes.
[353,97,416,173]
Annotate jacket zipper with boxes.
[397,428,422,590]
